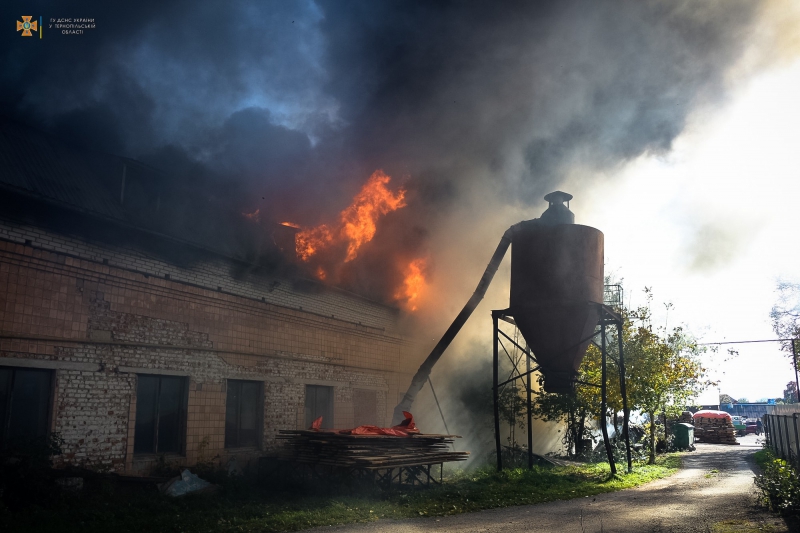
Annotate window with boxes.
[225,380,262,448]
[353,389,378,427]
[0,367,53,445]
[305,385,334,429]
[134,375,186,454]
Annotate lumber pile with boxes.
[693,413,738,445]
[277,430,469,468]
[679,411,694,424]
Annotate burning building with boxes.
[0,118,421,475]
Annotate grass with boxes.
[0,455,680,533]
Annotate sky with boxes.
[577,56,800,404]
[3,1,800,408]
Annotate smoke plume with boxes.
[3,0,787,456]
[1,0,766,306]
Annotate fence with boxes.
[764,413,800,466]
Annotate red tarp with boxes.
[309,411,421,436]
[693,410,732,420]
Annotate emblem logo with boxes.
[16,16,38,36]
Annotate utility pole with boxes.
[793,339,799,404]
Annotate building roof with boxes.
[0,116,123,219]
[0,116,279,261]
[0,116,393,311]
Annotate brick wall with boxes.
[0,216,419,475]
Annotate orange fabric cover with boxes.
[343,425,413,437]
[693,410,732,420]
[338,411,421,436]
[309,411,421,436]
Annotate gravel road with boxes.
[317,434,789,533]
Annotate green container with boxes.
[674,422,695,449]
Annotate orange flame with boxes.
[280,221,301,229]
[316,266,327,281]
[296,224,334,261]
[396,258,426,311]
[340,170,406,261]
[295,170,406,262]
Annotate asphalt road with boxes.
[318,434,789,533]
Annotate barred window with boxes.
[0,367,52,445]
[134,375,187,454]
[225,380,263,448]
[304,385,334,429]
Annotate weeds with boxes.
[754,449,800,513]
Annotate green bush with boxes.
[754,449,800,512]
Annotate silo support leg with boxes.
[600,320,617,475]
[527,348,533,469]
[493,313,502,471]
[618,322,632,473]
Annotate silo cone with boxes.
[510,192,604,394]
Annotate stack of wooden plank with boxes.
[679,411,694,424]
[277,430,469,468]
[693,415,738,444]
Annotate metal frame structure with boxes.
[261,458,445,490]
[492,304,632,474]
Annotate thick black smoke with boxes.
[1,0,759,302]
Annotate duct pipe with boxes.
[392,227,514,425]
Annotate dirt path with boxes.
[319,434,789,533]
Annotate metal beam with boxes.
[600,322,616,475]
[493,312,502,471]
[496,365,541,389]
[793,340,799,405]
[498,328,536,361]
[527,350,533,469]
[617,321,632,473]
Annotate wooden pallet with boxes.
[277,430,470,469]
[693,417,739,445]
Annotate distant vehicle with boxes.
[731,416,746,436]
[745,421,758,434]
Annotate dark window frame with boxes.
[224,379,264,449]
[0,366,54,446]
[133,374,188,456]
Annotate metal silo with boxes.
[510,191,604,393]
[392,189,630,474]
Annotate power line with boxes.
[699,338,794,346]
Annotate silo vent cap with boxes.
[543,191,573,206]
[540,191,575,225]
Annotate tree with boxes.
[719,393,735,405]
[498,384,526,446]
[578,301,711,464]
[624,305,711,464]
[531,290,712,465]
[530,388,593,459]
[771,281,800,358]
[784,381,798,404]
